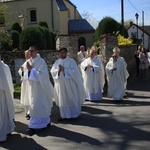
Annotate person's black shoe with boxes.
[58,118,68,121]
[26,128,35,136]
[7,133,11,136]
[47,123,51,127]
[25,114,30,120]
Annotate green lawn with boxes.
[14,84,21,98]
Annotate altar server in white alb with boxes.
[0,55,15,142]
[21,46,53,134]
[51,47,86,120]
[80,46,105,101]
[77,45,88,64]
[105,47,129,101]
[18,50,31,120]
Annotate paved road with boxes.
[0,70,150,150]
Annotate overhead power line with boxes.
[127,0,150,16]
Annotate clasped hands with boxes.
[86,64,93,69]
[26,62,32,71]
[58,65,64,73]
[111,67,117,72]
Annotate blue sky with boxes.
[71,0,150,28]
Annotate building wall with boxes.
[4,0,54,30]
[128,25,150,50]
[64,1,82,19]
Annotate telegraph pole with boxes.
[121,0,124,36]
[142,11,144,46]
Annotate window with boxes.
[30,10,37,22]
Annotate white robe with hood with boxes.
[105,57,129,100]
[23,54,53,129]
[51,56,86,119]
[0,61,15,142]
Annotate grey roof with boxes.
[55,0,68,11]
[68,19,95,34]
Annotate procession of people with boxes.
[0,44,138,141]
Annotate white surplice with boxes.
[105,57,129,100]
[80,57,105,101]
[51,56,86,119]
[18,60,30,115]
[0,61,15,142]
[77,51,88,64]
[22,54,53,129]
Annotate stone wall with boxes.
[1,35,137,84]
[99,35,137,77]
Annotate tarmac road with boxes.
[0,70,150,150]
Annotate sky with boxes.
[70,0,150,28]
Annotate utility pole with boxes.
[121,0,124,36]
[142,11,144,46]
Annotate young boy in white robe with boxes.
[51,47,86,120]
[18,50,31,120]
[0,55,15,142]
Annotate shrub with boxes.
[94,17,128,42]
[39,21,49,29]
[10,30,20,49]
[0,29,12,51]
[11,22,22,33]
[20,25,44,50]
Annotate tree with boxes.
[11,22,22,33]
[0,28,12,51]
[94,17,128,42]
[10,30,20,49]
[20,25,44,50]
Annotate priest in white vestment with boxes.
[51,47,86,119]
[77,45,88,64]
[18,50,31,119]
[105,47,129,101]
[80,47,105,101]
[0,56,15,142]
[21,46,53,134]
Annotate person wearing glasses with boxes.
[105,47,129,102]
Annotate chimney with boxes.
[130,21,133,26]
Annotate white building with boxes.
[127,23,150,51]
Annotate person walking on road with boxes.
[51,47,86,120]
[20,46,54,135]
[0,54,15,142]
[105,47,129,101]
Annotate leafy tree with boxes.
[10,30,20,49]
[94,17,128,41]
[20,25,44,50]
[0,29,12,51]
[11,22,22,33]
